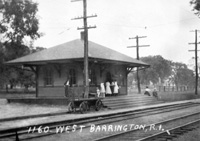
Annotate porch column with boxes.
[35,66,39,97]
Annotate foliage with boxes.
[0,0,41,43]
[139,55,172,85]
[190,0,200,17]
[129,55,195,87]
[30,46,46,54]
[0,0,42,89]
[128,72,135,87]
[3,42,30,61]
[171,62,195,86]
[0,44,45,89]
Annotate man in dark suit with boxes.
[64,76,71,97]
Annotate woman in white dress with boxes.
[113,81,119,95]
[100,83,105,97]
[105,81,112,95]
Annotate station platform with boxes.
[4,93,163,110]
[0,98,200,130]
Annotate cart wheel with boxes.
[68,102,75,113]
[95,99,102,111]
[79,101,88,114]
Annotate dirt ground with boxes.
[0,99,67,119]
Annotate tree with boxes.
[139,55,172,85]
[136,55,195,87]
[30,46,46,54]
[128,55,195,89]
[171,62,195,86]
[0,0,41,89]
[0,0,42,60]
[190,0,200,16]
[0,0,41,44]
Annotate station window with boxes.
[90,69,97,85]
[69,69,76,85]
[44,68,53,86]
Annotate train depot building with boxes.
[6,39,149,101]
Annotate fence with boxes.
[157,86,194,92]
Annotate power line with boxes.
[95,22,146,29]
[128,36,150,60]
[188,29,200,95]
[71,0,97,98]
[147,18,199,29]
[127,36,150,94]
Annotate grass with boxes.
[157,91,200,102]
[129,88,200,102]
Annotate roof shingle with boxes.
[6,39,149,66]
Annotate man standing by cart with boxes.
[64,75,71,97]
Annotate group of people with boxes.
[144,86,158,99]
[98,80,119,97]
[63,76,119,97]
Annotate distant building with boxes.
[6,39,149,98]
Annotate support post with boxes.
[195,30,198,95]
[35,66,39,97]
[71,0,97,98]
[127,35,150,94]
[188,29,200,95]
[83,0,89,98]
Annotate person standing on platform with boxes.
[105,81,112,96]
[100,83,105,97]
[113,80,119,96]
[64,76,71,97]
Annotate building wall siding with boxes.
[38,63,127,97]
[38,86,64,97]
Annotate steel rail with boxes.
[137,118,200,141]
[93,110,200,141]
[0,102,199,141]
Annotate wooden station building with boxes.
[6,39,149,100]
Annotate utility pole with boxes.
[71,0,97,98]
[127,36,150,94]
[188,29,200,95]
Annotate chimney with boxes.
[80,31,85,40]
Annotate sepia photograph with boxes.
[1,0,200,140]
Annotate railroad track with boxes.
[0,102,199,141]
[94,111,200,141]
[137,118,200,141]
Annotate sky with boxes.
[33,0,200,65]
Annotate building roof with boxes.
[6,39,149,67]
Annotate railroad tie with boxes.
[171,131,184,135]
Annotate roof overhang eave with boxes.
[4,57,150,68]
[4,58,83,66]
[88,57,150,67]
